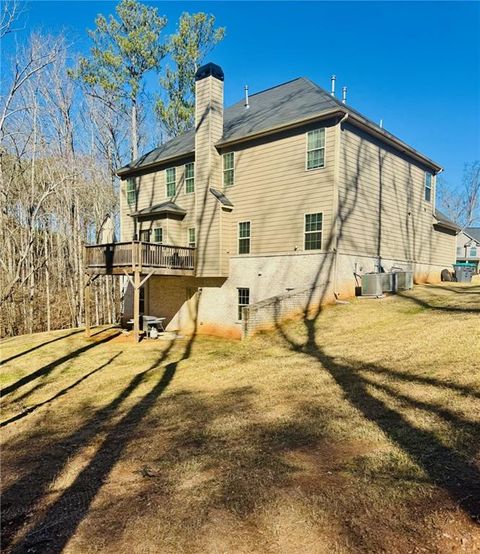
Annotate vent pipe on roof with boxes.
[330,75,336,96]
[380,118,383,129]
[342,86,347,104]
[244,85,249,109]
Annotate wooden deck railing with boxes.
[85,241,196,271]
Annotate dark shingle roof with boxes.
[128,201,186,218]
[209,187,234,207]
[119,76,441,175]
[434,209,460,231]
[465,227,480,242]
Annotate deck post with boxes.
[84,274,91,337]
[133,269,141,342]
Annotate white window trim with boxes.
[187,227,196,248]
[126,178,136,206]
[305,128,327,171]
[153,227,163,243]
[424,172,433,203]
[237,220,251,255]
[185,162,195,195]
[304,211,323,251]
[237,287,250,322]
[223,152,235,187]
[166,167,176,198]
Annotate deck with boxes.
[84,241,196,276]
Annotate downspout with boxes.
[333,112,349,300]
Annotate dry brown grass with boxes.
[1,283,479,553]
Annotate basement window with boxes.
[223,152,235,186]
[306,129,325,170]
[238,221,251,254]
[304,213,323,250]
[238,288,250,320]
[185,162,195,194]
[166,167,176,197]
[126,178,136,205]
[425,172,432,202]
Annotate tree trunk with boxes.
[131,97,138,161]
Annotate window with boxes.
[471,247,477,257]
[304,213,323,250]
[238,221,250,254]
[306,129,325,170]
[237,288,250,320]
[223,152,234,186]
[425,172,432,202]
[140,229,151,242]
[153,227,163,243]
[126,178,136,205]
[188,227,196,248]
[185,162,195,194]
[166,167,176,197]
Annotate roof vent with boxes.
[330,75,336,97]
[194,62,224,82]
[342,86,347,104]
[244,85,249,109]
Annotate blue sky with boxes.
[4,1,480,187]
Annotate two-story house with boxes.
[456,228,480,271]
[84,63,457,339]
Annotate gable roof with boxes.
[433,209,461,232]
[118,77,442,176]
[128,200,186,219]
[465,227,480,242]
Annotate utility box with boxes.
[361,271,413,296]
[393,271,413,291]
[381,273,394,292]
[361,273,384,296]
[453,263,476,283]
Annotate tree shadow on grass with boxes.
[275,316,480,523]
[1,329,121,399]
[397,283,480,313]
[1,335,183,551]
[0,352,124,428]
[0,328,87,366]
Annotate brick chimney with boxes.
[194,63,225,276]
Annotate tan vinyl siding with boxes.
[194,75,224,277]
[223,120,337,255]
[120,158,196,243]
[337,124,454,267]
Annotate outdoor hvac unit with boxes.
[381,273,395,292]
[361,273,384,296]
[393,271,413,291]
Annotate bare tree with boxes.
[439,161,480,230]
[0,0,23,39]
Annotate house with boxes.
[84,63,458,339]
[456,228,480,271]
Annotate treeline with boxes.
[0,0,224,337]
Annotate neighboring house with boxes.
[456,228,480,271]
[85,63,458,339]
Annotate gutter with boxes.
[117,150,195,177]
[332,112,349,299]
[118,107,443,178]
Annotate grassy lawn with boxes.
[1,283,479,553]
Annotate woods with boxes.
[0,0,224,337]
